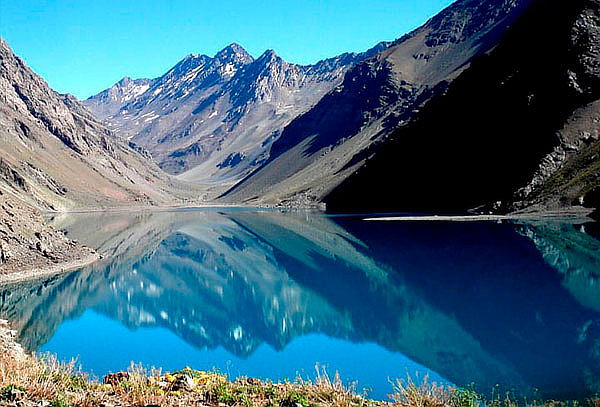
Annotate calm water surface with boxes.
[1,209,600,400]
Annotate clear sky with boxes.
[1,0,454,99]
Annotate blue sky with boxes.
[1,0,454,99]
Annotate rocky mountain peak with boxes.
[85,39,393,185]
[257,49,281,64]
[116,76,133,86]
[215,43,254,64]
[0,37,13,59]
[165,53,210,78]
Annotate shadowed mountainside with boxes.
[221,0,531,207]
[325,0,600,214]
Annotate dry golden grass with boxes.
[1,343,599,407]
[0,351,388,407]
[391,375,457,407]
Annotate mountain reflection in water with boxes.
[1,209,599,401]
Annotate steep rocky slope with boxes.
[85,43,388,187]
[221,0,531,206]
[325,0,600,214]
[0,38,197,212]
[0,192,98,283]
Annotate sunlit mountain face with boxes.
[1,209,599,400]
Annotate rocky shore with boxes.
[0,193,99,284]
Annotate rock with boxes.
[171,374,196,391]
[0,242,12,263]
[103,372,130,385]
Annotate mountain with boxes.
[0,38,203,276]
[84,42,389,188]
[0,38,197,212]
[221,0,531,207]
[324,0,600,214]
[83,76,156,119]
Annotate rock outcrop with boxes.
[0,191,97,281]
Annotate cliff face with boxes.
[221,0,531,206]
[325,0,600,213]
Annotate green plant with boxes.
[453,387,481,407]
[212,382,247,405]
[280,390,309,407]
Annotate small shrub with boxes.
[453,388,481,407]
[211,382,238,405]
[280,390,309,407]
[50,393,70,407]
[391,375,453,407]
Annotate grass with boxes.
[1,348,599,407]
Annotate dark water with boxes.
[1,209,600,401]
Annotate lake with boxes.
[1,209,599,401]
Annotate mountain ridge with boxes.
[84,41,391,190]
[220,0,532,207]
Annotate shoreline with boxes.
[364,207,595,222]
[0,252,101,286]
[39,201,322,215]
[42,202,597,219]
[5,206,596,287]
[40,202,252,215]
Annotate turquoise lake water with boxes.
[1,209,599,400]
